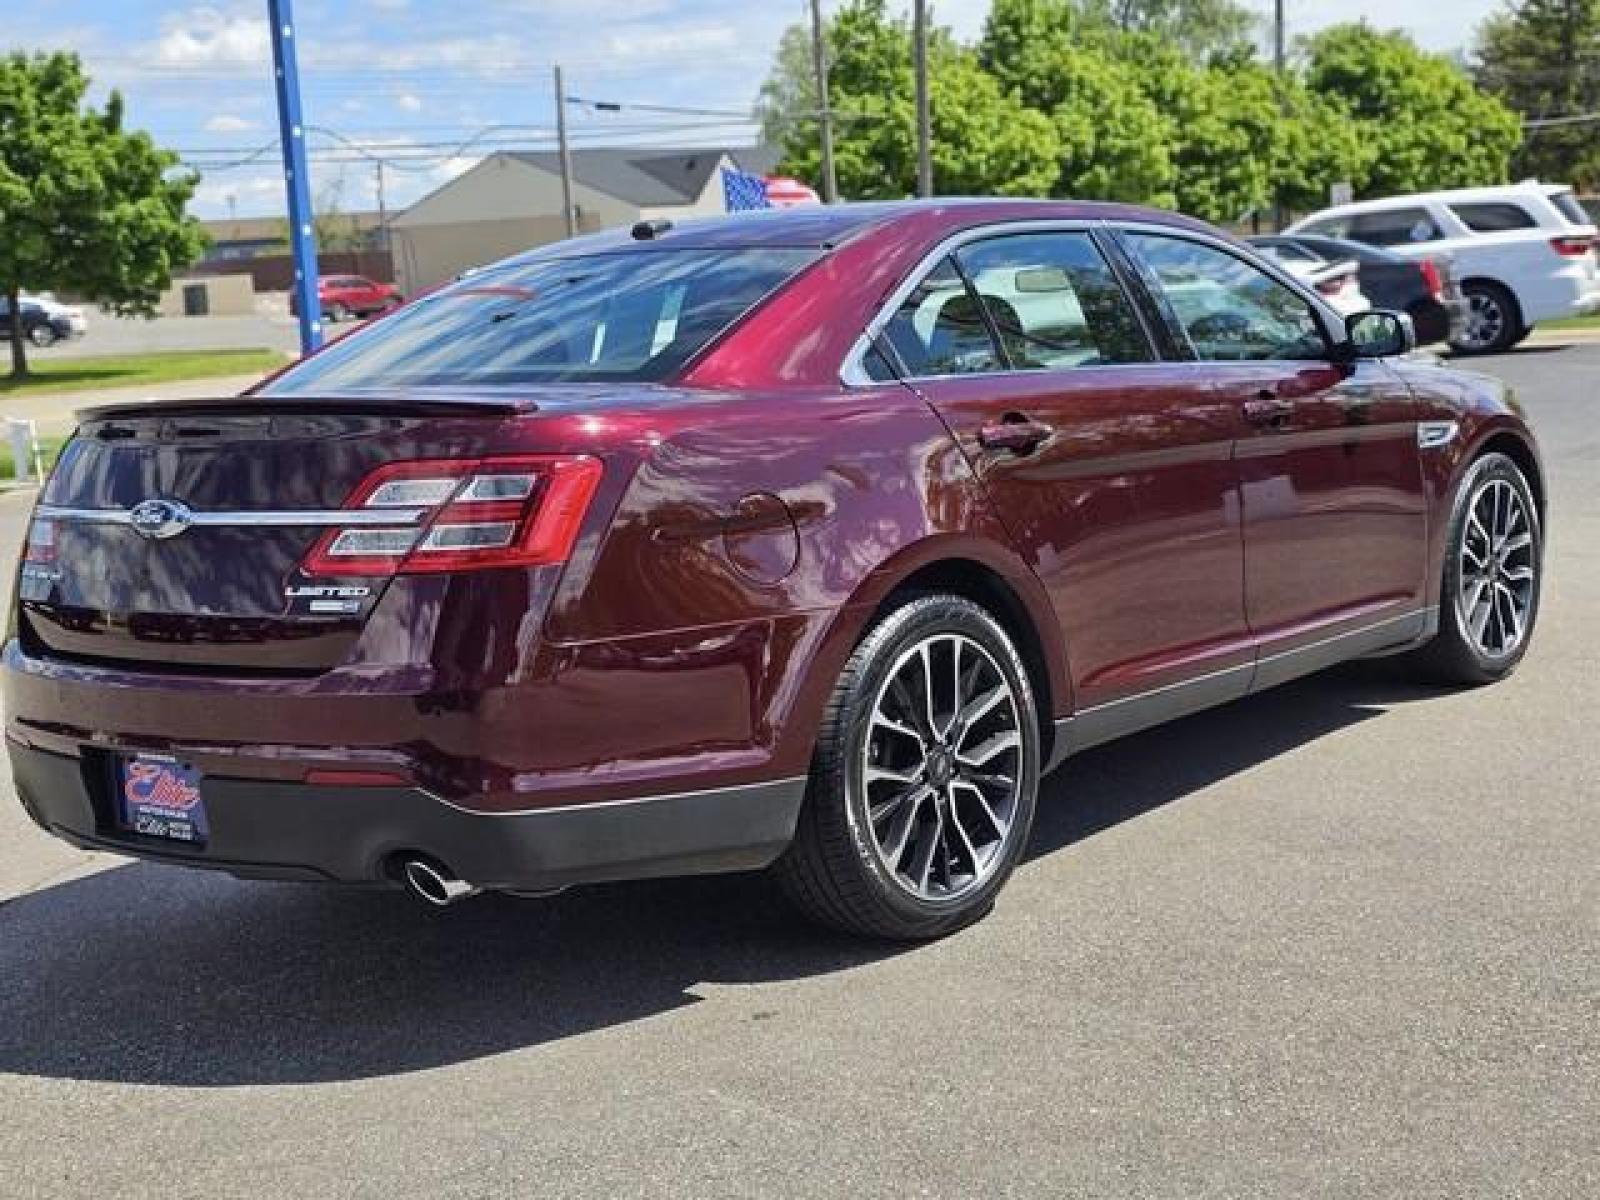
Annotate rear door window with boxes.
[1548,191,1593,226]
[1124,233,1327,362]
[879,257,1003,377]
[1449,202,1538,232]
[265,247,818,391]
[1346,208,1442,247]
[953,232,1152,368]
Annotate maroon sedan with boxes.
[4,202,1544,939]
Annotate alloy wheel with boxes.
[860,633,1024,902]
[1456,477,1536,660]
[1460,290,1506,352]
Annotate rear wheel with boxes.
[1407,452,1542,684]
[28,324,58,348]
[1450,283,1520,355]
[776,594,1040,940]
[326,302,350,324]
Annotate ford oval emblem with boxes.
[128,499,194,540]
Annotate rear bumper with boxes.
[9,740,804,890]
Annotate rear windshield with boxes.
[1549,190,1594,227]
[264,247,817,392]
[1450,202,1538,232]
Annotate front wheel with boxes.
[27,325,58,348]
[775,594,1041,940]
[1407,452,1542,684]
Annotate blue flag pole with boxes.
[267,0,322,357]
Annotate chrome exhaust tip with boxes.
[401,858,481,907]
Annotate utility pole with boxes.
[267,0,321,355]
[913,0,932,198]
[809,0,838,203]
[554,64,577,238]
[374,160,388,250]
[1273,0,1287,230]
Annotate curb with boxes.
[1526,328,1600,345]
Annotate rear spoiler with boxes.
[75,392,533,423]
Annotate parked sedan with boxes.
[1250,243,1370,317]
[1250,233,1465,347]
[6,202,1545,940]
[0,296,88,347]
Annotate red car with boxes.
[5,201,1545,939]
[314,274,402,322]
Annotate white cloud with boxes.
[432,157,477,185]
[203,113,259,133]
[155,7,270,68]
[604,25,738,61]
[396,93,424,114]
[192,172,283,213]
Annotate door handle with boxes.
[1243,391,1294,430]
[978,414,1054,454]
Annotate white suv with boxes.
[1288,182,1600,354]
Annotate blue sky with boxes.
[4,1,1503,219]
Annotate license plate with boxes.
[117,754,208,844]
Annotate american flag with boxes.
[721,167,771,212]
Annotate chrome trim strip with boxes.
[1071,660,1254,718]
[1251,606,1434,675]
[1417,420,1460,450]
[36,505,427,528]
[1066,606,1437,715]
[425,774,811,819]
[1046,607,1437,774]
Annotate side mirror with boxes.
[1344,310,1415,359]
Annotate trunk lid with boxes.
[21,395,528,674]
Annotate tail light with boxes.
[1550,235,1594,258]
[1315,276,1349,297]
[23,517,56,565]
[1419,258,1444,299]
[300,455,603,577]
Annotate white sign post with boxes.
[6,418,41,485]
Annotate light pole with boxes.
[555,65,577,237]
[809,0,838,203]
[267,0,321,355]
[913,0,932,198]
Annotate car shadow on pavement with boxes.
[0,662,1438,1089]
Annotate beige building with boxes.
[390,146,778,295]
[156,273,258,317]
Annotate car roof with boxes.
[1251,232,1404,265]
[1292,181,1577,225]
[498,198,1220,264]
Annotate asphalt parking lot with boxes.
[0,344,1595,1199]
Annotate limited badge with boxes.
[285,583,371,616]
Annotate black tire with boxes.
[327,303,349,324]
[1508,324,1534,349]
[775,593,1041,940]
[27,324,57,348]
[1449,282,1521,355]
[1406,452,1542,685]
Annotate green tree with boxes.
[1104,0,1260,64]
[772,0,1058,200]
[1475,0,1600,188]
[981,1,1175,204]
[0,52,203,377]
[1304,24,1522,198]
